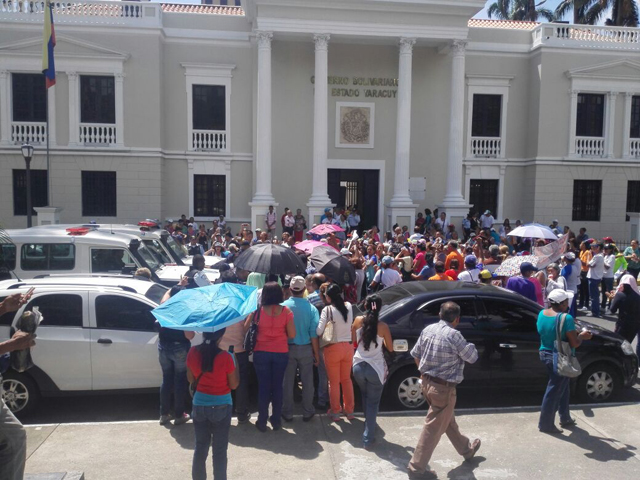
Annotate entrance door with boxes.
[328,168,379,230]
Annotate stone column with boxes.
[0,71,10,145]
[606,91,617,158]
[114,73,125,148]
[387,37,418,229]
[623,92,633,159]
[249,31,277,230]
[67,72,80,146]
[307,33,334,225]
[439,40,470,223]
[568,89,578,156]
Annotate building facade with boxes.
[1,0,640,241]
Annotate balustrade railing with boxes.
[11,122,47,144]
[630,138,640,158]
[575,137,605,157]
[1,1,158,25]
[192,130,227,152]
[79,123,116,145]
[534,24,640,49]
[470,137,501,158]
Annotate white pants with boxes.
[0,398,26,480]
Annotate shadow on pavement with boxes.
[554,425,637,462]
[447,456,486,480]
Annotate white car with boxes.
[0,276,171,416]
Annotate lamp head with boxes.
[21,143,34,161]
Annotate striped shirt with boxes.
[411,320,478,384]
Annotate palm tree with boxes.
[555,0,638,26]
[487,0,554,21]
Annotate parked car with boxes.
[354,282,639,410]
[0,276,171,416]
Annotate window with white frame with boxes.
[629,96,640,158]
[79,75,116,145]
[466,76,512,159]
[182,63,235,152]
[11,73,47,145]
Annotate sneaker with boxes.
[174,413,191,426]
[560,418,577,427]
[237,412,252,424]
[302,414,315,422]
[159,414,174,426]
[282,415,294,423]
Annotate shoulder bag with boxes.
[243,307,262,355]
[553,313,582,378]
[320,307,338,348]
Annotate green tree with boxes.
[554,0,590,23]
[487,0,554,21]
[555,0,638,26]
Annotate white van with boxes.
[1,226,218,286]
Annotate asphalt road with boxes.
[21,311,640,426]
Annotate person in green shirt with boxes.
[623,239,640,280]
[537,289,592,434]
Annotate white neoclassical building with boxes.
[1,0,640,241]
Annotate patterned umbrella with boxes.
[308,224,345,235]
[493,255,540,277]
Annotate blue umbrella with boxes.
[152,283,258,332]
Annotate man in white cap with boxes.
[480,210,495,230]
[281,276,320,422]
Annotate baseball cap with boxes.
[602,236,613,242]
[479,269,492,280]
[289,276,306,292]
[340,248,352,256]
[448,223,455,228]
[382,255,394,265]
[484,210,491,214]
[520,261,538,274]
[548,289,574,304]
[324,208,331,212]
[464,255,477,266]
[552,219,559,223]
[563,252,576,261]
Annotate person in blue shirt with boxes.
[537,289,592,434]
[281,276,320,422]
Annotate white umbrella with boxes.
[507,223,558,240]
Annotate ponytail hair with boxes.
[361,295,382,351]
[326,283,348,322]
[197,329,226,373]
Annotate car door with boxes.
[409,297,491,386]
[89,292,160,390]
[477,297,548,389]
[20,292,92,390]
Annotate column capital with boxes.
[67,71,78,80]
[255,31,273,48]
[313,34,330,50]
[625,92,634,98]
[399,37,416,55]
[114,72,126,81]
[569,88,579,97]
[0,70,8,80]
[450,40,467,56]
[608,91,619,98]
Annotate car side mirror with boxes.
[393,339,409,352]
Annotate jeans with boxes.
[233,351,250,419]
[588,279,601,316]
[601,277,614,309]
[324,342,355,415]
[538,351,571,431]
[192,404,232,480]
[352,362,384,446]
[568,294,577,319]
[578,271,589,309]
[253,351,289,429]
[317,349,329,407]
[158,342,190,417]
[0,397,26,480]
[628,267,640,280]
[282,344,315,418]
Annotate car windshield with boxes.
[143,240,172,265]
[144,283,168,304]
[136,244,160,272]
[165,236,186,260]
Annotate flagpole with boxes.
[46,87,51,206]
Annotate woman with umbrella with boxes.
[188,328,238,480]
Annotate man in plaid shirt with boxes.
[408,301,481,479]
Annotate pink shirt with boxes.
[219,321,246,354]
[528,277,544,307]
[255,306,294,353]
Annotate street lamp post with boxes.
[21,143,34,228]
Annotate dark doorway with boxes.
[469,179,499,218]
[328,169,379,230]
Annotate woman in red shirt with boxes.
[245,282,296,432]
[187,328,239,480]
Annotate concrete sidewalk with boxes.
[25,404,640,479]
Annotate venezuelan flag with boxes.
[41,0,56,88]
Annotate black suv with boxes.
[355,281,639,410]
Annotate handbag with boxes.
[553,313,582,378]
[243,307,261,355]
[319,307,338,348]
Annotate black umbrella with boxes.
[234,243,306,275]
[310,246,356,285]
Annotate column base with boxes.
[249,201,278,232]
[34,206,63,226]
[307,202,336,228]
[386,205,418,232]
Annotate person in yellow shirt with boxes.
[428,262,453,281]
[578,241,593,310]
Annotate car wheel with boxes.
[576,363,621,403]
[1,371,39,417]
[387,367,426,410]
